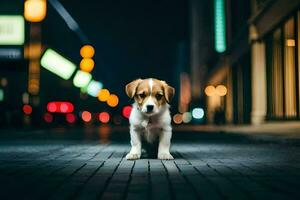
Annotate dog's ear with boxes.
[125,79,142,98]
[161,81,175,103]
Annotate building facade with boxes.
[201,0,300,124]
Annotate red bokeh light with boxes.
[47,102,74,113]
[66,113,76,123]
[23,105,32,115]
[60,103,69,113]
[44,113,53,123]
[99,112,110,123]
[47,102,57,112]
[122,106,132,119]
[82,111,92,122]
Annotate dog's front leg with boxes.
[126,126,142,160]
[158,127,173,160]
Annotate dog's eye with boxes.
[138,93,146,98]
[155,93,163,100]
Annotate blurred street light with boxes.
[0,89,4,102]
[214,0,226,53]
[23,105,33,115]
[182,112,192,123]
[80,58,95,72]
[205,85,216,96]
[40,49,76,80]
[73,70,92,88]
[66,113,76,123]
[0,16,25,45]
[173,113,183,124]
[47,102,74,113]
[81,111,92,122]
[192,108,204,119]
[107,94,119,107]
[87,80,103,97]
[80,45,95,72]
[44,113,53,123]
[216,85,227,96]
[80,45,95,58]
[98,89,110,102]
[122,106,132,119]
[99,112,110,123]
[24,0,47,22]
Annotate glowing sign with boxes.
[40,49,76,80]
[214,0,226,53]
[0,16,25,45]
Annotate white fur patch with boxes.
[149,78,153,94]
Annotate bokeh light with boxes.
[80,58,95,72]
[80,45,95,58]
[47,102,74,113]
[66,113,76,123]
[0,89,4,102]
[99,112,110,123]
[107,94,119,107]
[60,103,69,113]
[47,102,57,112]
[122,106,132,119]
[24,0,47,22]
[182,112,192,123]
[87,80,103,97]
[192,108,204,119]
[216,85,227,96]
[98,89,110,102]
[81,111,92,122]
[23,104,32,115]
[73,70,92,88]
[44,113,53,123]
[40,49,76,80]
[204,85,216,96]
[173,113,183,124]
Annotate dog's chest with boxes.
[141,118,162,143]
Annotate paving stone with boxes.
[0,131,300,199]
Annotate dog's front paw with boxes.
[126,152,141,160]
[158,152,174,160]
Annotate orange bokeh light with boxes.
[204,85,216,96]
[99,112,110,123]
[80,58,95,72]
[98,89,110,102]
[81,111,92,122]
[216,85,227,96]
[107,94,119,107]
[80,45,95,58]
[173,114,183,124]
[24,0,47,22]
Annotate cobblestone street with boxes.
[0,128,299,199]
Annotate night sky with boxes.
[42,0,189,103]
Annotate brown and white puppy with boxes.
[125,78,175,160]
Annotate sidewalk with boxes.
[174,121,300,140]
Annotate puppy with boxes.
[125,78,175,160]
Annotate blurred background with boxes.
[0,0,300,129]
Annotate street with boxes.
[0,127,299,200]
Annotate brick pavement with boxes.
[0,130,299,199]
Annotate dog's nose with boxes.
[146,105,154,112]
